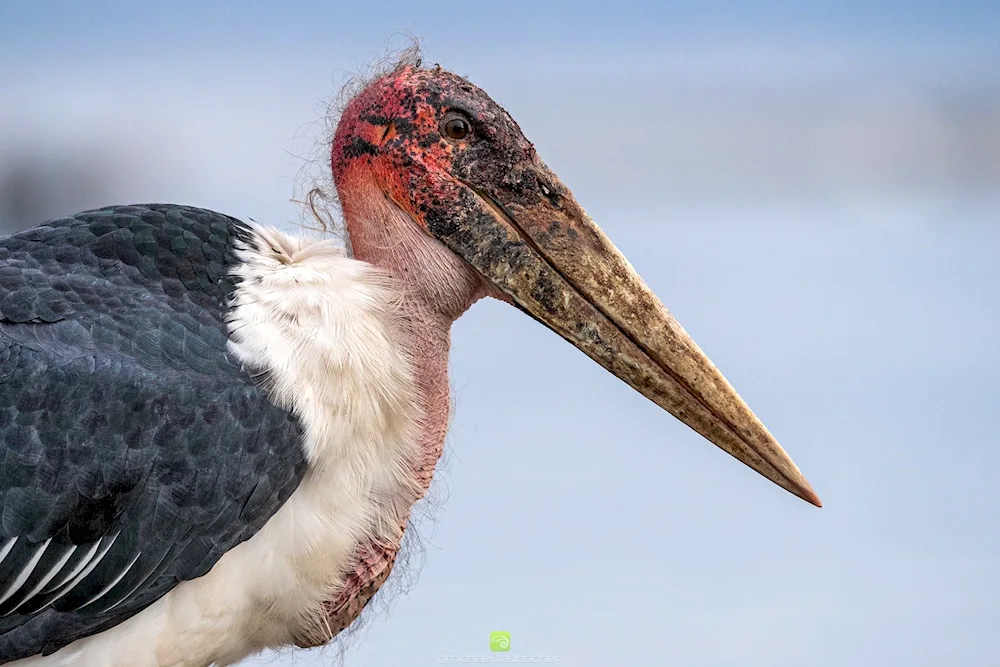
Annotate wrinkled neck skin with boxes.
[342,179,495,466]
[318,176,498,637]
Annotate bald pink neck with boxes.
[340,178,490,480]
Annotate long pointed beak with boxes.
[426,165,820,507]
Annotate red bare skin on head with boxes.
[332,65,509,316]
[333,67,458,231]
[333,67,459,222]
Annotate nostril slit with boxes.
[537,177,560,206]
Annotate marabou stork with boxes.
[0,59,820,666]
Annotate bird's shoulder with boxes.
[0,203,250,327]
[0,204,309,660]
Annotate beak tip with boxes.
[797,483,823,508]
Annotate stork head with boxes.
[331,64,821,507]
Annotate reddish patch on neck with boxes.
[318,322,450,643]
[315,276,457,643]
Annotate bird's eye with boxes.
[442,115,471,141]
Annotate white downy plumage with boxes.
[12,226,423,667]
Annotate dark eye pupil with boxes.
[445,118,469,139]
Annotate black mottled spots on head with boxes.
[418,132,442,149]
[359,113,414,134]
[343,137,380,160]
[421,86,444,109]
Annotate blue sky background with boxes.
[2,2,999,665]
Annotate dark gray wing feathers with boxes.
[0,205,309,661]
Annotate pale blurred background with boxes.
[1,1,998,665]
